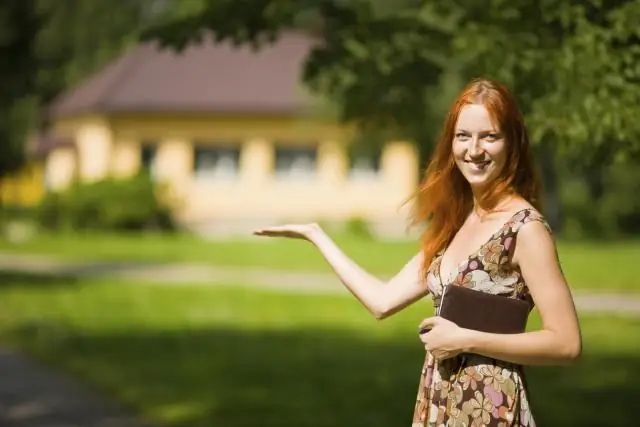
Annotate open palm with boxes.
[252,223,321,241]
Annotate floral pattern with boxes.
[411,208,550,427]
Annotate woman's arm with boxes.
[309,226,428,319]
[253,222,429,319]
[460,220,582,365]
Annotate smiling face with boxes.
[453,103,508,193]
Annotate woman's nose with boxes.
[468,137,483,157]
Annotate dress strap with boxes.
[508,208,552,235]
[502,208,552,261]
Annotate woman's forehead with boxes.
[456,104,500,131]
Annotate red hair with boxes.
[410,78,542,276]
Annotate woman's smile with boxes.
[465,159,491,171]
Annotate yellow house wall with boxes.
[75,116,113,181]
[45,148,77,191]
[46,114,109,187]
[47,113,420,226]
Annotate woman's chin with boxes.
[463,174,490,186]
[463,174,498,192]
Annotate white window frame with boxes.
[193,144,241,181]
[273,145,318,181]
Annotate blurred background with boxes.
[0,0,638,426]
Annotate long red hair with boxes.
[410,78,542,276]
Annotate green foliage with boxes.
[561,162,640,239]
[34,0,153,105]
[35,174,177,232]
[344,216,374,240]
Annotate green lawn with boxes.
[1,231,638,292]
[0,271,638,427]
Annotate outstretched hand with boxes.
[252,223,322,241]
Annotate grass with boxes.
[0,231,639,292]
[0,230,419,275]
[0,271,638,427]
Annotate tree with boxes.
[0,0,43,179]
[35,0,160,107]
[0,0,165,181]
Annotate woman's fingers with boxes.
[254,226,288,234]
[252,226,305,239]
[418,316,440,331]
[253,229,280,236]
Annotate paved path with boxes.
[1,253,640,315]
[0,346,156,427]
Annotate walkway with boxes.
[1,253,640,315]
[0,347,156,427]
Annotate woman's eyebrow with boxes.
[455,128,501,134]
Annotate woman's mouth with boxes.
[465,160,491,170]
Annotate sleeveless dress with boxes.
[411,208,550,427]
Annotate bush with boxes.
[345,216,374,239]
[560,162,640,239]
[0,204,37,223]
[36,173,177,232]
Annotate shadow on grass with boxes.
[4,325,637,427]
[0,270,80,288]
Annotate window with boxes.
[348,148,382,180]
[140,142,157,177]
[193,145,241,179]
[274,146,317,180]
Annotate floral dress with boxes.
[411,208,550,427]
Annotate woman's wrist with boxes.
[305,223,325,243]
[460,327,481,354]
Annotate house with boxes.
[39,31,420,237]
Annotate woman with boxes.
[253,78,582,426]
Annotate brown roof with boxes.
[48,31,319,119]
[25,132,75,159]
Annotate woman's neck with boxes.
[471,191,517,218]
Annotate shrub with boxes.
[560,162,640,239]
[345,216,374,239]
[35,173,177,232]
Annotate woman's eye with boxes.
[455,133,468,139]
